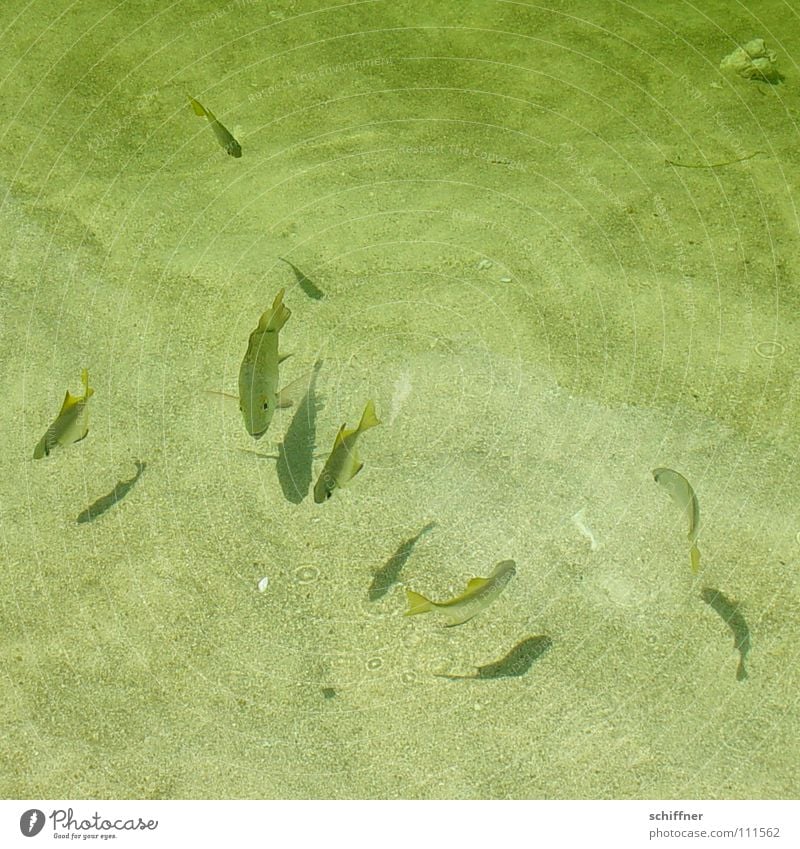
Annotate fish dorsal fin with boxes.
[465,577,489,592]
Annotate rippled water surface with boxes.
[1,0,798,798]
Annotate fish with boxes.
[76,460,145,523]
[313,400,381,502]
[701,587,752,682]
[238,289,292,439]
[405,559,517,627]
[653,467,701,573]
[33,369,94,459]
[188,95,242,158]
[436,635,552,679]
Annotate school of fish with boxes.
[28,93,753,688]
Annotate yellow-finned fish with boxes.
[239,289,292,439]
[188,96,242,158]
[313,400,381,503]
[405,559,517,627]
[653,467,701,573]
[33,369,94,459]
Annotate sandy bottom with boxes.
[1,0,798,798]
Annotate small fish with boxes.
[238,289,292,439]
[701,587,752,681]
[313,400,381,503]
[33,369,94,459]
[436,635,552,679]
[188,95,241,158]
[653,467,701,573]
[405,559,517,627]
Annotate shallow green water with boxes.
[1,0,798,799]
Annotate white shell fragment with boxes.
[572,509,599,550]
[257,576,270,592]
[720,39,781,83]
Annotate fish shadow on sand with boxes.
[76,460,146,524]
[701,587,751,681]
[280,257,324,301]
[276,360,323,503]
[368,522,436,601]
[436,635,553,680]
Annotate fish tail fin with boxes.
[58,367,92,414]
[81,368,94,400]
[188,95,206,117]
[262,288,291,332]
[357,399,381,433]
[690,545,701,574]
[404,589,433,616]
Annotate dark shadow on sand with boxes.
[76,460,146,524]
[277,360,323,503]
[368,522,436,601]
[280,257,324,300]
[436,635,553,680]
[701,587,751,681]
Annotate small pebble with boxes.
[499,276,512,283]
[257,576,270,592]
[477,259,492,270]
